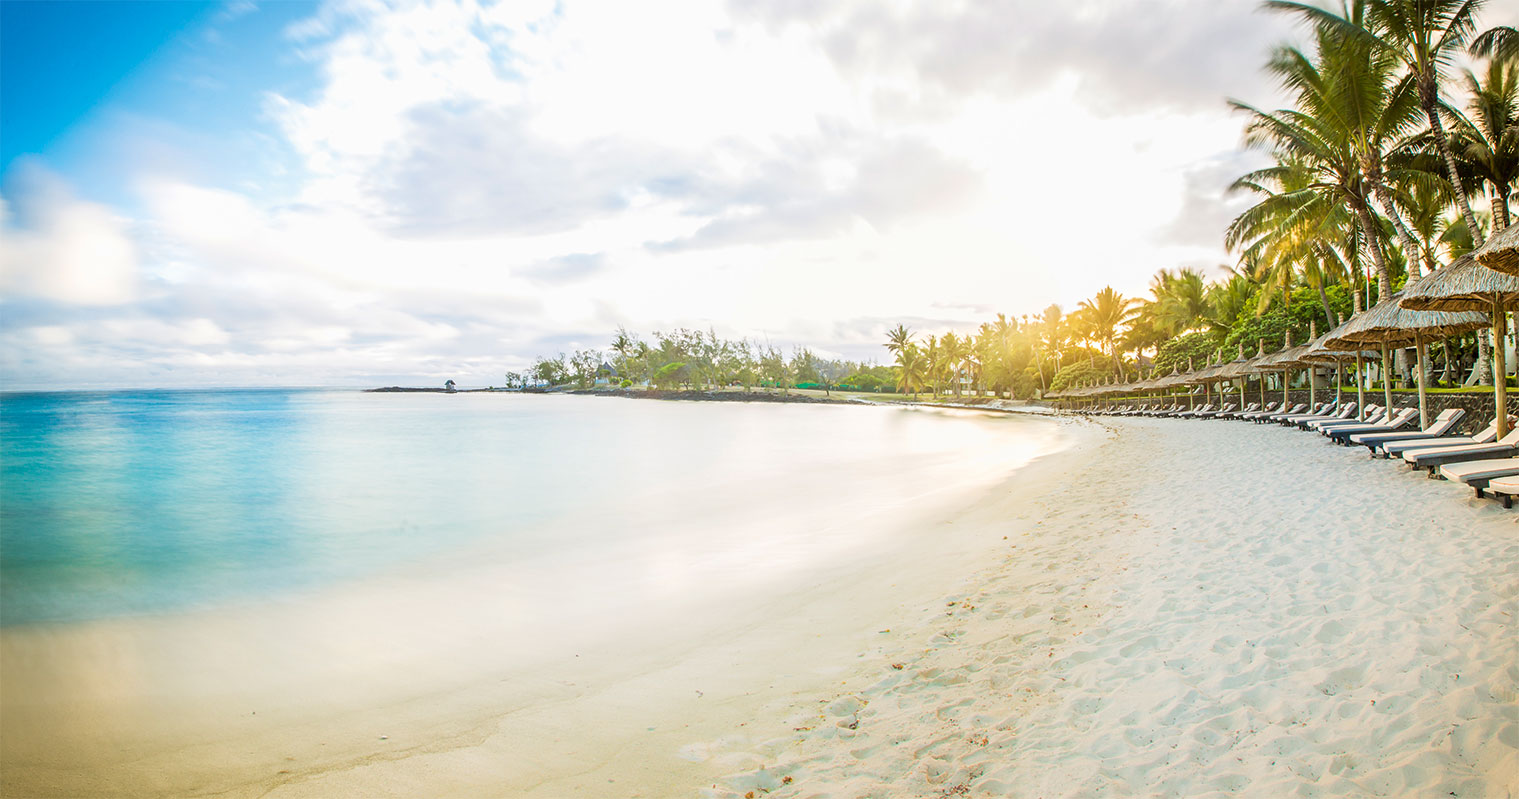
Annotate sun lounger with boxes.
[1215,402,1259,419]
[1195,402,1238,419]
[1279,402,1348,426]
[1174,403,1216,418]
[1404,428,1519,473]
[1482,475,1519,508]
[1271,402,1333,425]
[1256,402,1308,423]
[1349,408,1465,453]
[1308,406,1387,432]
[1439,457,1519,497]
[1238,401,1281,421]
[1325,407,1420,444]
[1373,415,1505,458]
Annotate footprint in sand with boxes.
[1313,619,1349,644]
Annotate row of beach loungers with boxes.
[1073,399,1519,508]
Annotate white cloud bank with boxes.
[2,0,1309,390]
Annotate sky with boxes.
[1,0,1509,390]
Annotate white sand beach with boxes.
[697,415,1518,798]
[2,412,1514,798]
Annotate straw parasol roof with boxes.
[1294,328,1378,364]
[1326,290,1489,428]
[1217,348,1260,379]
[1473,222,1519,277]
[1324,291,1489,349]
[1400,252,1519,312]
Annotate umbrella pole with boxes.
[1309,362,1317,408]
[1283,368,1291,410]
[1495,299,1510,439]
[1259,373,1266,408]
[1361,353,1373,422]
[1335,361,1343,405]
[1381,342,1393,419]
[1415,333,1429,430]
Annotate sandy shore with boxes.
[0,410,1073,798]
[3,413,1513,798]
[697,415,1518,798]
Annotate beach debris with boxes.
[890,663,905,670]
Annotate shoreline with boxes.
[0,407,1081,797]
[367,383,1055,415]
[699,415,1518,798]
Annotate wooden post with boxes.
[1355,351,1366,420]
[1381,342,1394,420]
[1415,333,1429,430]
[1495,299,1510,439]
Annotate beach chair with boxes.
[1238,401,1281,421]
[1195,402,1238,419]
[1324,407,1419,444]
[1277,401,1341,426]
[1268,401,1324,425]
[1349,408,1465,454]
[1404,428,1519,474]
[1482,475,1519,508]
[1256,402,1308,423]
[1438,457,1519,497]
[1379,417,1504,459]
[1174,403,1215,418]
[1216,402,1258,419]
[1307,406,1386,432]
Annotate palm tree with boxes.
[894,343,926,400]
[885,324,914,356]
[939,331,970,397]
[1233,18,1402,296]
[1450,56,1518,229]
[1076,286,1139,374]
[1267,0,1495,245]
[1148,268,1214,334]
[1227,156,1356,318]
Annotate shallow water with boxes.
[0,390,1061,627]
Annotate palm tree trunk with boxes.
[1477,331,1495,385]
[1425,103,1486,246]
[1352,199,1393,299]
[1494,185,1512,231]
[1371,180,1425,280]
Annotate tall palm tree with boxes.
[894,343,926,400]
[1227,155,1355,318]
[1233,18,1402,296]
[1148,268,1214,334]
[885,324,914,356]
[939,331,969,397]
[1076,286,1140,374]
[1267,0,1495,245]
[1450,56,1518,229]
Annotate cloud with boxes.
[653,138,982,251]
[1154,149,1267,250]
[731,0,1297,114]
[0,162,140,306]
[519,252,608,284]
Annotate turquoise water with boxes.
[0,390,1060,627]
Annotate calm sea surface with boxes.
[0,390,1061,627]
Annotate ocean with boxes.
[0,389,1063,627]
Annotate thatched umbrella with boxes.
[1472,221,1519,276]
[1295,327,1378,415]
[1399,251,1519,437]
[1218,342,1261,409]
[1325,291,1489,429]
[1187,353,1226,408]
[1254,332,1308,411]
